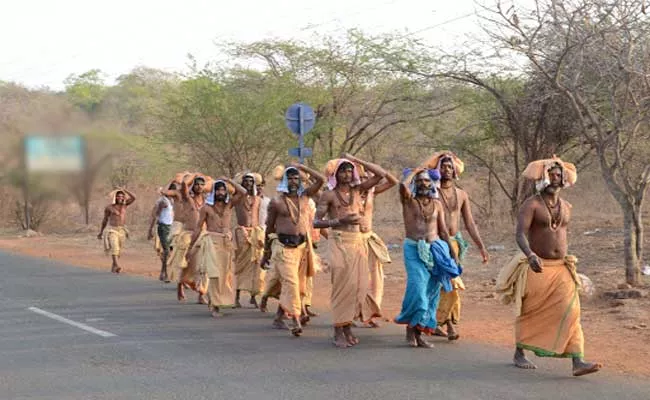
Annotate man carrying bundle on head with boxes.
[394,166,460,348]
[356,164,399,328]
[161,174,213,302]
[314,153,387,348]
[415,151,490,341]
[233,172,266,309]
[97,187,136,274]
[190,178,246,318]
[495,156,601,376]
[260,163,325,337]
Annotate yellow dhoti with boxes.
[364,231,391,309]
[103,226,128,257]
[496,254,584,358]
[168,230,192,283]
[436,240,466,325]
[234,226,266,296]
[329,231,380,327]
[193,232,234,308]
[270,234,312,317]
[262,263,282,300]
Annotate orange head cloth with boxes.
[522,155,577,192]
[419,151,465,179]
[323,158,362,190]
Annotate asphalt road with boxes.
[0,251,648,400]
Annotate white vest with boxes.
[158,197,174,225]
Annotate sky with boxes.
[0,0,506,90]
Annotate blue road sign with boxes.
[285,102,316,163]
[285,103,315,136]
[288,147,313,158]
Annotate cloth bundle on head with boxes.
[178,173,214,195]
[420,151,465,180]
[107,188,126,205]
[522,155,577,193]
[402,168,441,198]
[273,165,309,183]
[323,158,361,190]
[206,179,235,205]
[276,166,305,195]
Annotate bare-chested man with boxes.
[314,154,387,348]
[428,152,489,341]
[97,188,136,274]
[234,173,265,309]
[260,164,325,336]
[357,168,399,328]
[190,178,246,317]
[161,175,212,302]
[148,182,177,282]
[495,157,601,376]
[394,167,459,348]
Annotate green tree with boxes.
[64,69,106,114]
[486,0,650,284]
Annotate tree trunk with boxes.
[623,205,641,285]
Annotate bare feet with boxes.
[299,314,310,326]
[234,291,242,308]
[572,358,602,377]
[414,331,434,349]
[333,327,351,348]
[249,296,259,309]
[159,270,170,283]
[259,296,268,313]
[288,318,303,337]
[343,325,359,346]
[446,322,459,341]
[305,306,318,317]
[211,307,223,318]
[272,319,289,330]
[434,327,448,337]
[362,320,381,328]
[177,284,186,302]
[514,348,537,369]
[406,327,418,348]
[197,293,208,305]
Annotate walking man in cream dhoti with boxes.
[314,154,387,348]
[98,187,136,274]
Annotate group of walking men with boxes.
[97,151,601,376]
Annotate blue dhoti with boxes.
[395,238,461,334]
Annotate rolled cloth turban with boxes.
[206,179,235,205]
[420,151,465,179]
[273,165,309,183]
[402,168,441,198]
[235,172,262,196]
[323,158,361,190]
[276,167,305,195]
[107,188,126,205]
[522,155,577,193]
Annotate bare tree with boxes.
[484,0,650,284]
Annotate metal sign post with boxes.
[285,102,316,163]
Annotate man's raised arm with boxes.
[292,163,326,197]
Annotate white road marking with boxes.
[85,318,105,322]
[27,307,116,338]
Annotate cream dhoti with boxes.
[363,231,391,310]
[192,231,235,308]
[234,226,266,296]
[269,233,315,317]
[328,231,380,327]
[103,225,128,257]
[496,254,584,358]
